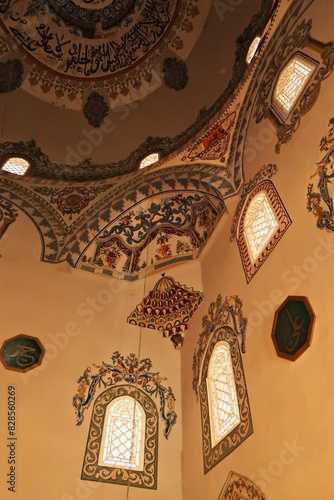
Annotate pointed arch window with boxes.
[243,192,278,264]
[246,36,261,65]
[237,180,291,283]
[99,396,145,470]
[207,342,240,447]
[272,54,316,120]
[81,385,159,489]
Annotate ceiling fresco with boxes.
[0,0,210,109]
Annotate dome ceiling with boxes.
[0,0,270,168]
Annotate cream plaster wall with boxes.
[0,211,204,500]
[181,2,334,498]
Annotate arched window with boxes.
[243,192,278,264]
[246,36,261,65]
[273,54,316,120]
[199,327,253,473]
[139,152,160,169]
[99,396,145,470]
[2,157,30,176]
[82,385,159,489]
[237,180,291,283]
[207,342,240,447]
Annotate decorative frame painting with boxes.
[0,334,45,372]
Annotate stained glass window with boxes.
[243,192,278,263]
[2,157,30,176]
[207,342,240,448]
[139,153,160,169]
[246,36,261,65]
[99,396,145,470]
[273,55,314,116]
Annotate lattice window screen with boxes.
[99,396,145,470]
[246,36,261,64]
[139,153,159,169]
[2,157,30,176]
[207,342,240,448]
[244,192,278,263]
[274,56,314,114]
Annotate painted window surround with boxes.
[81,384,159,490]
[199,326,253,474]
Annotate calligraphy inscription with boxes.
[0,0,178,78]
[272,298,314,360]
[0,335,44,372]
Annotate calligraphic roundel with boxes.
[0,0,180,79]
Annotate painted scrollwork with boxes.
[73,351,177,439]
[81,384,159,489]
[199,326,253,473]
[307,116,334,231]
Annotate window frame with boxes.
[98,395,146,470]
[1,156,32,176]
[199,326,253,474]
[206,341,241,448]
[237,180,292,283]
[81,384,159,490]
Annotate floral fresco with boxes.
[307,116,334,231]
[73,351,177,439]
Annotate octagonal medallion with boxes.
[271,296,315,361]
[0,334,45,372]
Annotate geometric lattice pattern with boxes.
[2,157,30,175]
[207,342,240,447]
[139,153,160,169]
[274,55,314,114]
[99,396,145,470]
[246,36,261,65]
[244,192,278,263]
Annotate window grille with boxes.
[273,56,314,115]
[99,396,145,470]
[243,192,278,263]
[246,36,261,65]
[139,153,159,169]
[207,342,240,448]
[2,157,30,176]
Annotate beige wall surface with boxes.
[0,212,204,499]
[181,2,334,498]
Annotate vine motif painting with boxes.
[307,115,334,231]
[73,351,177,439]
